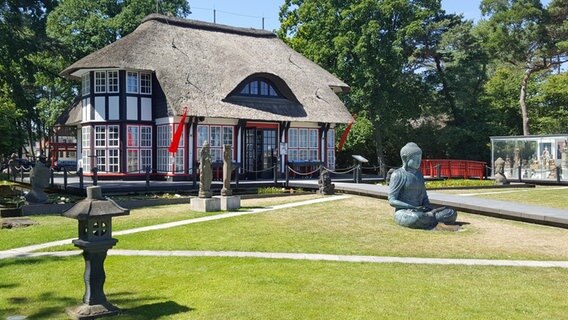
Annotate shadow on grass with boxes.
[122,300,194,319]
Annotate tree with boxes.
[479,0,568,135]
[279,0,460,169]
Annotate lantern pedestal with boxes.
[215,195,241,211]
[190,197,220,212]
[62,186,129,320]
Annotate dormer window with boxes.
[239,79,280,98]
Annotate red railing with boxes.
[420,159,486,179]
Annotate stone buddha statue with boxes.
[388,142,457,229]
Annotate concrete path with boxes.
[6,249,568,268]
[290,181,568,228]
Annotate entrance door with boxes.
[244,128,277,180]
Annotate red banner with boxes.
[337,116,356,152]
[168,107,188,153]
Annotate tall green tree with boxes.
[479,0,568,135]
[279,0,459,168]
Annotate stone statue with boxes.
[221,144,232,196]
[494,157,509,185]
[8,153,19,180]
[198,141,213,198]
[25,155,51,204]
[388,143,457,229]
[561,140,567,169]
[318,169,335,195]
[542,147,550,168]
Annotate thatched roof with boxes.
[61,14,352,124]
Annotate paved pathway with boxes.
[3,192,568,268]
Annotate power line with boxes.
[189,6,275,29]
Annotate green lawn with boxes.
[1,256,567,320]
[2,191,568,319]
[0,194,323,251]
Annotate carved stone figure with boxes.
[198,142,213,198]
[318,169,335,195]
[388,142,457,229]
[561,140,567,169]
[542,147,551,168]
[494,157,509,185]
[221,144,232,196]
[7,153,19,180]
[25,155,50,204]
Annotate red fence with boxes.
[420,159,486,179]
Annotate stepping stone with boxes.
[1,217,37,229]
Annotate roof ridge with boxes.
[142,13,276,38]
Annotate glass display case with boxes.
[490,134,568,181]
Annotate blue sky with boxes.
[185,0,551,31]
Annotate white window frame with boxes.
[127,71,139,94]
[140,72,152,94]
[94,71,106,93]
[197,125,209,147]
[108,149,120,173]
[108,125,119,147]
[127,149,139,173]
[82,74,90,96]
[107,71,119,93]
[141,126,152,147]
[127,126,139,147]
[95,125,106,147]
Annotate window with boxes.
[140,73,152,94]
[157,125,171,147]
[95,149,106,172]
[82,149,91,172]
[197,125,233,162]
[326,129,335,170]
[327,129,335,149]
[95,126,106,147]
[82,74,90,96]
[82,126,91,149]
[238,78,281,98]
[308,129,318,148]
[94,71,106,93]
[210,126,221,147]
[127,150,139,173]
[108,149,119,172]
[128,125,153,173]
[107,71,119,93]
[288,127,319,162]
[141,149,152,172]
[141,126,152,147]
[127,72,138,93]
[127,126,139,147]
[108,125,119,147]
[197,125,209,147]
[299,129,308,148]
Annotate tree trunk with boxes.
[373,124,385,177]
[519,70,531,136]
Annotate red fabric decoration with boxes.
[337,116,356,152]
[168,107,188,153]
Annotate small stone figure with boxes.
[494,157,509,185]
[25,155,51,204]
[8,153,19,180]
[513,147,520,169]
[318,169,335,195]
[542,147,551,168]
[388,142,457,229]
[561,140,567,170]
[221,144,232,197]
[199,142,213,198]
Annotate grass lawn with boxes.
[1,256,567,320]
[111,195,568,261]
[2,192,568,319]
[0,194,323,251]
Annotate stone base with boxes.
[215,195,241,211]
[190,197,221,212]
[66,302,120,320]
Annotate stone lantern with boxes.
[62,186,129,319]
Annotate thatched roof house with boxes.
[58,14,351,180]
[61,14,351,123]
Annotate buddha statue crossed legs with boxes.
[388,142,457,229]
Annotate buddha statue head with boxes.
[400,142,423,171]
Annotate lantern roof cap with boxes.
[62,186,129,220]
